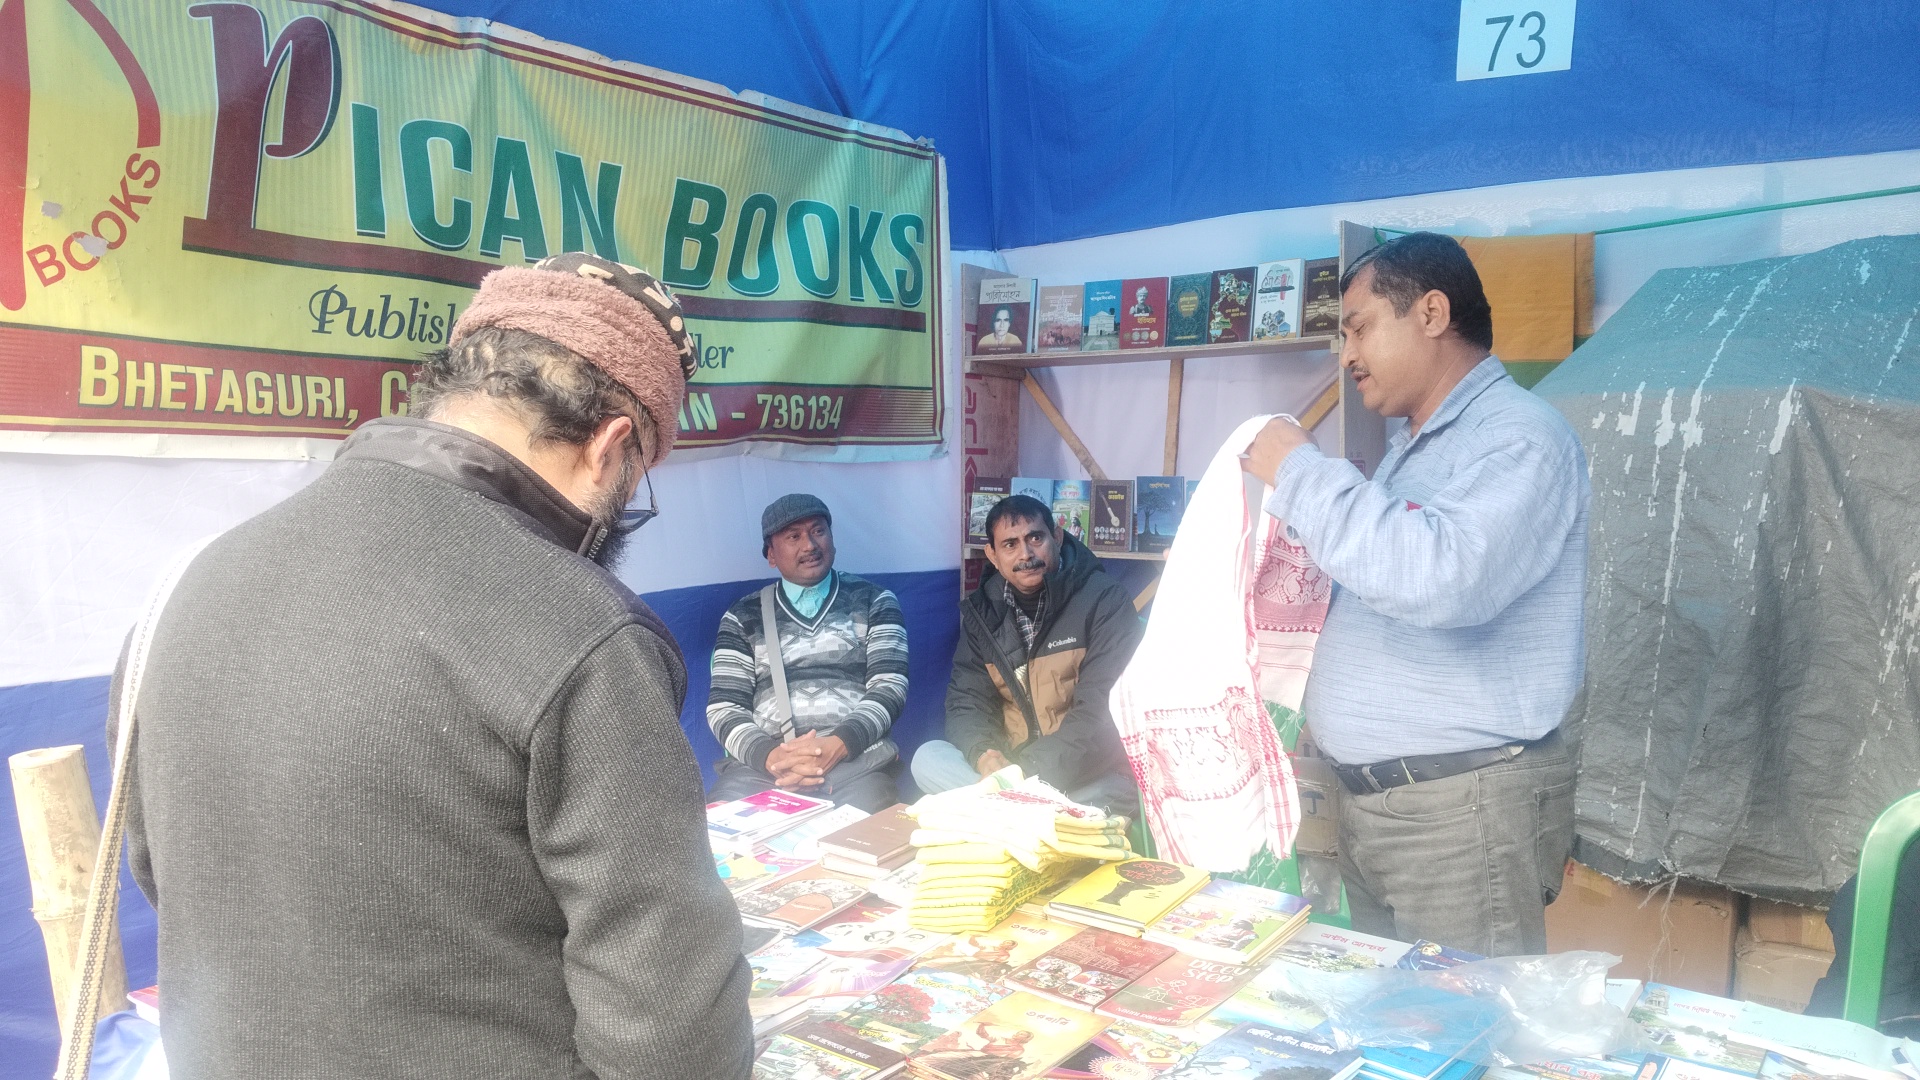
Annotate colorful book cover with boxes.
[1208,965,1332,1035]
[1083,280,1123,351]
[976,277,1036,356]
[1629,985,1766,1074]
[1049,859,1211,931]
[968,477,1011,546]
[914,912,1084,984]
[1186,478,1200,505]
[716,850,815,897]
[831,969,1014,1052]
[1051,479,1091,542]
[748,930,833,1005]
[1637,1056,1759,1080]
[1362,1045,1488,1080]
[1209,266,1256,343]
[1169,1022,1364,1080]
[1269,923,1412,972]
[1047,1019,1204,1078]
[1088,480,1134,553]
[1006,926,1177,1009]
[761,803,870,859]
[1522,1058,1640,1080]
[1301,257,1341,335]
[1097,953,1257,1028]
[1395,939,1484,971]
[706,788,833,841]
[735,865,873,932]
[755,1020,907,1080]
[1119,277,1169,350]
[1011,477,1057,505]
[1144,879,1311,964]
[1166,273,1212,348]
[1133,477,1186,554]
[911,991,1110,1080]
[1251,259,1304,341]
[810,896,905,949]
[1036,285,1085,352]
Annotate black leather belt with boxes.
[1332,735,1549,795]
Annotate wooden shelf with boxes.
[965,334,1337,374]
[963,543,1166,563]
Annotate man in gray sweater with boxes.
[114,254,751,1079]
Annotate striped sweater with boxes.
[706,572,908,772]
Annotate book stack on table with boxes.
[720,779,1910,1080]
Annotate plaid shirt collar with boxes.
[1002,578,1045,653]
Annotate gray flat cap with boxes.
[761,493,832,539]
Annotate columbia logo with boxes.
[1044,637,1077,649]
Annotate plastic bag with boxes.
[88,1011,167,1080]
[1256,951,1635,1066]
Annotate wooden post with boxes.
[10,746,127,1035]
[1021,374,1108,480]
[1163,358,1184,475]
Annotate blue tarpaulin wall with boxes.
[425,1,1920,250]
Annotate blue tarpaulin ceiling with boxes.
[422,1,1920,250]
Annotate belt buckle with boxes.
[1362,759,1415,792]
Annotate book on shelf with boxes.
[1011,477,1057,505]
[1142,878,1312,965]
[819,803,916,866]
[733,864,873,933]
[1209,266,1256,343]
[1047,858,1211,935]
[1302,256,1341,335]
[975,278,1036,356]
[1268,922,1413,972]
[1119,277,1168,350]
[716,850,816,896]
[1004,925,1176,1010]
[1036,285,1084,352]
[707,788,836,854]
[1096,951,1258,1028]
[1182,1023,1365,1080]
[967,477,1011,546]
[1186,478,1200,505]
[1050,479,1090,543]
[1252,258,1304,340]
[830,969,1014,1053]
[755,1019,908,1079]
[1087,480,1134,554]
[1081,279,1123,352]
[1045,1019,1206,1078]
[909,991,1108,1080]
[760,802,869,860]
[1132,477,1186,555]
[1166,272,1212,348]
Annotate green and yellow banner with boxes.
[0,0,944,458]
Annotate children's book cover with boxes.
[911,991,1109,1080]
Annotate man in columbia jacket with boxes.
[911,494,1143,814]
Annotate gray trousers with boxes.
[1334,728,1575,956]
[708,753,900,813]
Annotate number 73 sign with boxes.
[1457,0,1576,81]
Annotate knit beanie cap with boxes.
[450,252,695,468]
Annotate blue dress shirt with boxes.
[1266,357,1590,765]
[781,570,834,620]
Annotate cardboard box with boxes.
[1291,755,1338,858]
[1544,861,1736,996]
[1745,898,1836,954]
[1733,926,1833,1013]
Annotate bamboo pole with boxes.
[10,746,127,1036]
[1163,358,1184,475]
[1300,378,1342,431]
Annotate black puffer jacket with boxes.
[944,534,1144,793]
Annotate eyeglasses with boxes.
[619,463,658,531]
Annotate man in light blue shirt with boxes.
[1242,232,1589,955]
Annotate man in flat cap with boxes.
[705,494,907,811]
[113,254,751,1080]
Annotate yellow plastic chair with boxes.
[1842,790,1920,1027]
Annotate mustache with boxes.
[1011,557,1047,573]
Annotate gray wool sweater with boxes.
[113,418,752,1080]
